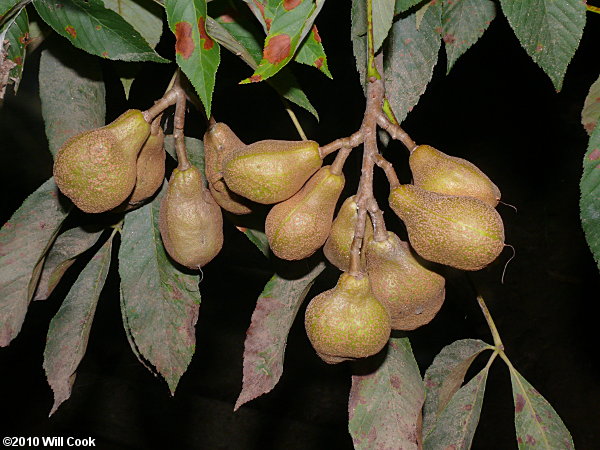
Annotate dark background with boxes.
[1,2,599,449]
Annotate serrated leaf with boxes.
[424,365,490,450]
[500,0,586,91]
[582,75,600,135]
[34,0,168,62]
[442,0,495,72]
[351,0,367,90]
[509,366,574,449]
[580,125,600,271]
[373,0,395,52]
[1,5,27,93]
[44,234,113,415]
[0,178,71,347]
[39,44,106,158]
[423,339,492,436]
[119,184,201,394]
[395,0,423,14]
[34,226,104,301]
[349,337,424,449]
[294,24,331,78]
[235,262,325,410]
[165,0,220,117]
[384,0,441,123]
[103,0,163,49]
[164,135,205,174]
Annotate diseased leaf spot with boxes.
[526,435,536,445]
[95,25,102,30]
[517,437,523,444]
[65,26,77,38]
[101,51,109,58]
[390,375,401,390]
[263,34,291,65]
[13,56,22,65]
[312,25,321,43]
[588,148,600,161]
[175,22,195,59]
[464,404,472,411]
[284,0,302,10]
[515,393,525,412]
[443,34,456,44]
[249,74,263,83]
[198,17,214,50]
[536,43,544,52]
[314,57,324,69]
[585,123,597,133]
[265,18,273,31]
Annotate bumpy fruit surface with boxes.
[222,138,322,204]
[389,185,504,271]
[53,109,151,213]
[203,123,253,214]
[159,165,223,269]
[305,273,391,364]
[365,232,445,330]
[127,124,165,205]
[410,145,501,206]
[265,166,344,260]
[323,196,373,271]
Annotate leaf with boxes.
[0,178,71,347]
[103,0,163,49]
[165,0,220,117]
[582,75,600,135]
[395,0,423,14]
[423,339,492,436]
[34,0,168,62]
[44,235,113,415]
[234,261,325,410]
[164,135,205,174]
[384,0,441,123]
[373,0,395,52]
[1,5,27,94]
[351,0,367,90]
[119,184,201,394]
[349,337,425,450]
[424,365,490,450]
[509,365,575,449]
[241,228,269,257]
[293,24,331,78]
[442,0,495,72]
[39,44,106,158]
[580,125,600,271]
[499,0,586,91]
[34,226,104,301]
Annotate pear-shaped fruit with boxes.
[305,273,391,364]
[323,196,373,271]
[365,232,445,330]
[265,166,344,260]
[159,165,223,269]
[54,109,151,213]
[410,145,501,206]
[222,138,322,204]
[127,124,166,206]
[203,123,253,214]
[389,185,504,271]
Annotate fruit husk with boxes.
[304,273,391,364]
[365,231,445,330]
[127,125,166,206]
[389,184,504,271]
[265,165,345,260]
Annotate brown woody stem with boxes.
[330,147,351,175]
[374,154,400,188]
[376,112,417,152]
[319,130,364,159]
[172,74,190,171]
[143,88,179,123]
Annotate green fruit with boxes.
[128,125,166,206]
[389,185,505,271]
[305,273,391,364]
[53,109,151,213]
[159,165,223,269]
[365,232,445,330]
[222,138,322,204]
[410,145,501,206]
[265,166,344,260]
[323,196,373,271]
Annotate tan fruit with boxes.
[410,145,501,206]
[159,165,223,269]
[365,232,445,330]
[305,273,391,364]
[323,196,373,271]
[127,123,166,205]
[389,184,504,271]
[53,109,151,213]
[265,166,344,260]
[222,138,322,204]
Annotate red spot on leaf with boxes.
[585,123,596,133]
[13,56,22,65]
[314,57,324,69]
[253,0,266,16]
[249,74,263,83]
[404,38,413,44]
[517,437,523,444]
[265,18,273,31]
[515,393,525,412]
[18,33,29,45]
[443,34,456,44]
[175,22,195,59]
[526,435,536,445]
[263,34,291,65]
[535,414,542,423]
[95,25,102,30]
[284,0,302,10]
[198,17,214,50]
[589,149,600,161]
[536,44,544,52]
[65,26,77,38]
[390,376,401,390]
[425,379,436,387]
[464,404,473,411]
[101,51,109,58]
[312,25,321,43]
[40,222,47,230]
[435,26,443,34]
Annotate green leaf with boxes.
[165,0,220,117]
[164,135,205,174]
[242,228,269,257]
[395,0,423,14]
[499,0,586,91]
[39,44,106,158]
[582,75,600,135]
[349,337,424,450]
[0,178,71,347]
[1,5,27,94]
[423,339,493,436]
[119,184,201,394]
[44,235,113,415]
[34,0,168,62]
[373,0,395,52]
[580,124,600,271]
[509,365,574,449]
[33,226,104,301]
[351,0,367,90]
[103,0,163,49]
[383,0,441,123]
[293,24,331,78]
[235,262,325,410]
[442,0,495,72]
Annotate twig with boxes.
[330,147,351,175]
[172,73,191,170]
[319,130,364,158]
[143,88,179,123]
[373,154,400,189]
[376,112,417,152]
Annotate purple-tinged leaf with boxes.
[0,178,71,347]
[119,183,201,394]
[235,262,325,410]
[580,125,600,271]
[44,234,113,415]
[349,337,424,450]
[582,75,600,135]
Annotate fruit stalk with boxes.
[172,76,190,171]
